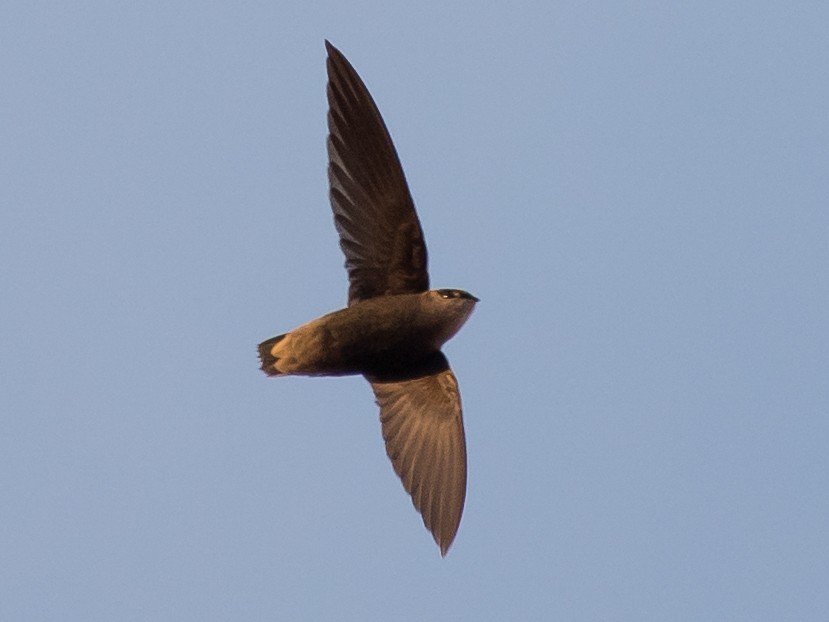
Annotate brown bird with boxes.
[258,41,477,556]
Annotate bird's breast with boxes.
[285,295,448,376]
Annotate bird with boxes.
[258,40,478,556]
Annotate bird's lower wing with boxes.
[367,354,467,556]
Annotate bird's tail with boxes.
[258,334,287,376]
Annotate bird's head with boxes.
[422,289,479,347]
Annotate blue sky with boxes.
[2,2,827,620]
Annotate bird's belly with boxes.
[281,304,437,376]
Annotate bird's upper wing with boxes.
[367,352,467,556]
[325,41,429,306]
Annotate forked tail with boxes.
[258,334,286,376]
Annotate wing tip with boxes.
[438,536,455,557]
[325,39,345,64]
[434,508,462,557]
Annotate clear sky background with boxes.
[2,2,827,620]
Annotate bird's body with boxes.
[258,41,477,555]
[259,290,477,378]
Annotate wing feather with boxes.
[369,356,467,556]
[325,41,429,305]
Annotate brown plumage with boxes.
[258,41,477,555]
